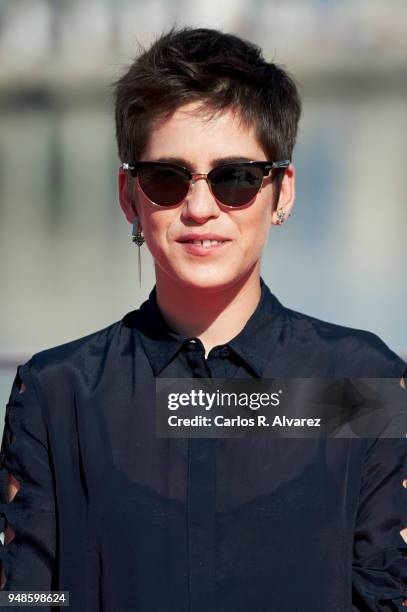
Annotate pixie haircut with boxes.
[114,26,301,181]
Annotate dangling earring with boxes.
[131,218,145,287]
[276,208,287,225]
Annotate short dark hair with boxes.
[114,26,301,189]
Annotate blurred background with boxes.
[0,0,406,417]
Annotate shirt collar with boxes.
[128,276,286,377]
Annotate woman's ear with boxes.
[118,168,138,223]
[271,164,296,225]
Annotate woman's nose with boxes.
[182,176,220,221]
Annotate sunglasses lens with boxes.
[210,165,263,206]
[138,166,189,206]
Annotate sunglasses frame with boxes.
[121,160,291,208]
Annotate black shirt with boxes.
[0,277,406,611]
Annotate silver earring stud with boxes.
[131,219,145,287]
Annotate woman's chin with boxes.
[173,269,253,295]
[154,257,256,293]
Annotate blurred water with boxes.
[0,89,406,415]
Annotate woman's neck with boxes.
[154,266,262,358]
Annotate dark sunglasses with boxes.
[121,160,290,207]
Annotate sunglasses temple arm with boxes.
[271,161,291,169]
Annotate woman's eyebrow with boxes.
[153,156,256,169]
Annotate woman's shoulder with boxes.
[26,316,134,382]
[280,303,406,377]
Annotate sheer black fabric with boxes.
[0,277,406,611]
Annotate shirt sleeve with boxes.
[0,361,57,599]
[352,435,407,610]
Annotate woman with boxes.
[0,27,406,611]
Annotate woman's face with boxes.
[119,102,295,292]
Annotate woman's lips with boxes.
[178,240,231,256]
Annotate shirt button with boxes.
[220,346,230,358]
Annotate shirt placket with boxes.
[184,340,217,612]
